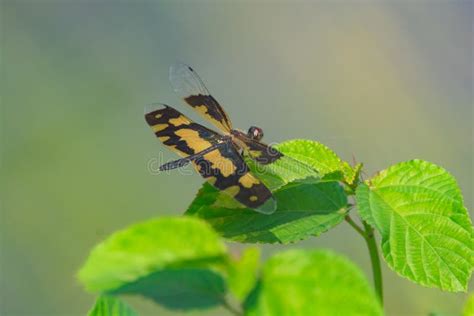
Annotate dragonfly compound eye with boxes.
[247,126,264,141]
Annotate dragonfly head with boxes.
[247,126,264,141]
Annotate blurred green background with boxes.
[2,1,472,315]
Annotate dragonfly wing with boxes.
[194,141,276,214]
[145,104,275,214]
[235,133,284,165]
[144,103,223,157]
[169,63,233,132]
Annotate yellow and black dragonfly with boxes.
[145,64,283,214]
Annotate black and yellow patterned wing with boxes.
[194,141,276,214]
[169,63,233,133]
[145,104,276,214]
[242,138,283,165]
[144,103,223,158]
[233,131,283,165]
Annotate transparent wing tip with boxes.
[254,197,277,215]
[169,62,202,95]
[144,102,168,115]
[170,62,193,75]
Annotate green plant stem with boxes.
[344,215,366,238]
[345,215,383,305]
[362,220,384,305]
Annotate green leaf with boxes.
[356,159,473,292]
[244,249,383,316]
[276,139,344,175]
[243,149,319,192]
[186,178,347,244]
[78,217,228,310]
[227,247,261,301]
[346,162,363,187]
[186,139,351,243]
[88,296,138,316]
[244,139,360,191]
[275,139,358,185]
[111,268,226,310]
[463,293,474,316]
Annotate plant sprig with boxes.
[78,139,473,316]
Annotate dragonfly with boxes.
[145,64,283,214]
